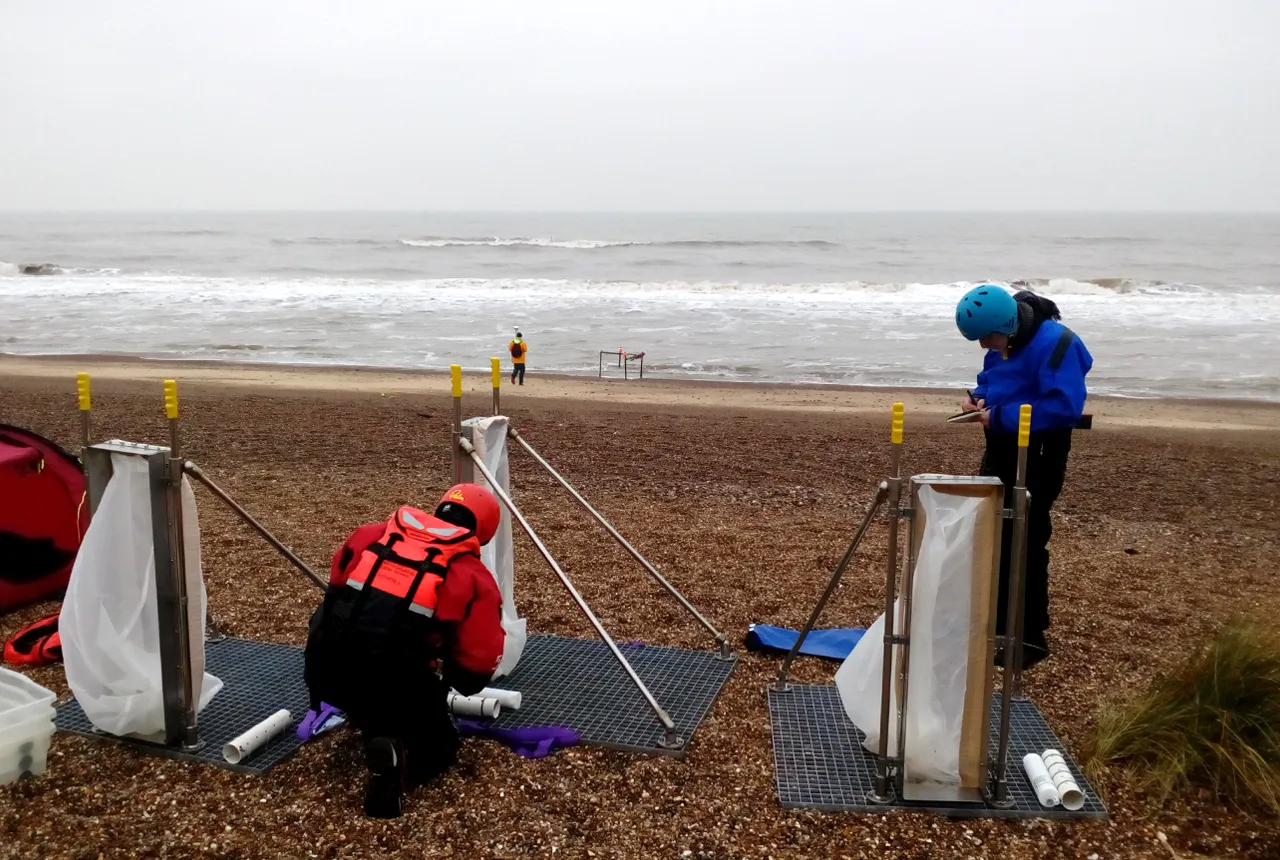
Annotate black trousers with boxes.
[349,669,459,784]
[511,363,525,384]
[307,650,459,783]
[979,427,1073,643]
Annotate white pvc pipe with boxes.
[223,709,292,764]
[447,692,501,719]
[1041,749,1085,811]
[479,687,522,710]
[1021,753,1060,807]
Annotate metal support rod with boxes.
[183,461,327,591]
[1011,487,1034,701]
[163,380,200,750]
[451,365,463,485]
[892,478,922,794]
[774,484,887,689]
[992,405,1033,806]
[458,436,683,748]
[510,425,730,656]
[870,405,905,803]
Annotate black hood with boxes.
[1009,291,1061,353]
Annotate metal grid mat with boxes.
[55,635,736,769]
[768,685,1106,819]
[486,635,737,758]
[55,637,309,775]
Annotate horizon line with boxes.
[3,208,1280,216]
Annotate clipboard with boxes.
[946,408,988,424]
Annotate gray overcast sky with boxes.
[2,1,1278,212]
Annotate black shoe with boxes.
[406,732,459,787]
[993,638,1051,671]
[363,737,405,819]
[1021,641,1050,670]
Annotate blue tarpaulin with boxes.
[743,624,865,660]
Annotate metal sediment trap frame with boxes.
[767,403,1106,819]
[448,361,735,756]
[56,375,326,772]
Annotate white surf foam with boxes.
[399,237,637,249]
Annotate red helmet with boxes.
[435,483,502,545]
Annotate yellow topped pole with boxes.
[77,372,91,411]
[871,400,907,802]
[490,357,501,415]
[451,364,463,484]
[1011,402,1032,685]
[76,373,92,457]
[160,377,198,748]
[993,403,1034,804]
[163,379,180,456]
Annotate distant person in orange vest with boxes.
[508,331,527,385]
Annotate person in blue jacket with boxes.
[956,284,1093,671]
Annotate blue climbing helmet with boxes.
[955,284,1019,341]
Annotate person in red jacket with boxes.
[304,483,506,818]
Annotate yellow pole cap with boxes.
[76,373,91,411]
[163,379,179,419]
[891,401,904,444]
[490,357,501,389]
[451,364,463,398]
[1018,404,1032,447]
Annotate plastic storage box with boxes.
[0,667,56,784]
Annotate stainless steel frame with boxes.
[84,440,200,750]
[896,475,1004,805]
[988,445,1032,807]
[183,462,327,591]
[457,435,684,750]
[773,483,888,691]
[508,425,733,659]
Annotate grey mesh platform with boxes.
[487,635,736,757]
[55,637,308,775]
[769,685,1106,819]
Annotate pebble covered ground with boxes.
[1,377,1278,860]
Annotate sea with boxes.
[2,212,1278,401]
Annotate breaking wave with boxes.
[400,236,632,249]
[1008,277,1197,295]
[397,236,841,250]
[0,262,63,276]
[270,237,384,247]
[0,265,1233,298]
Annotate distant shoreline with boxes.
[3,353,1277,431]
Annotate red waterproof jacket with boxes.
[330,521,505,682]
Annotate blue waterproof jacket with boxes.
[972,319,1093,435]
